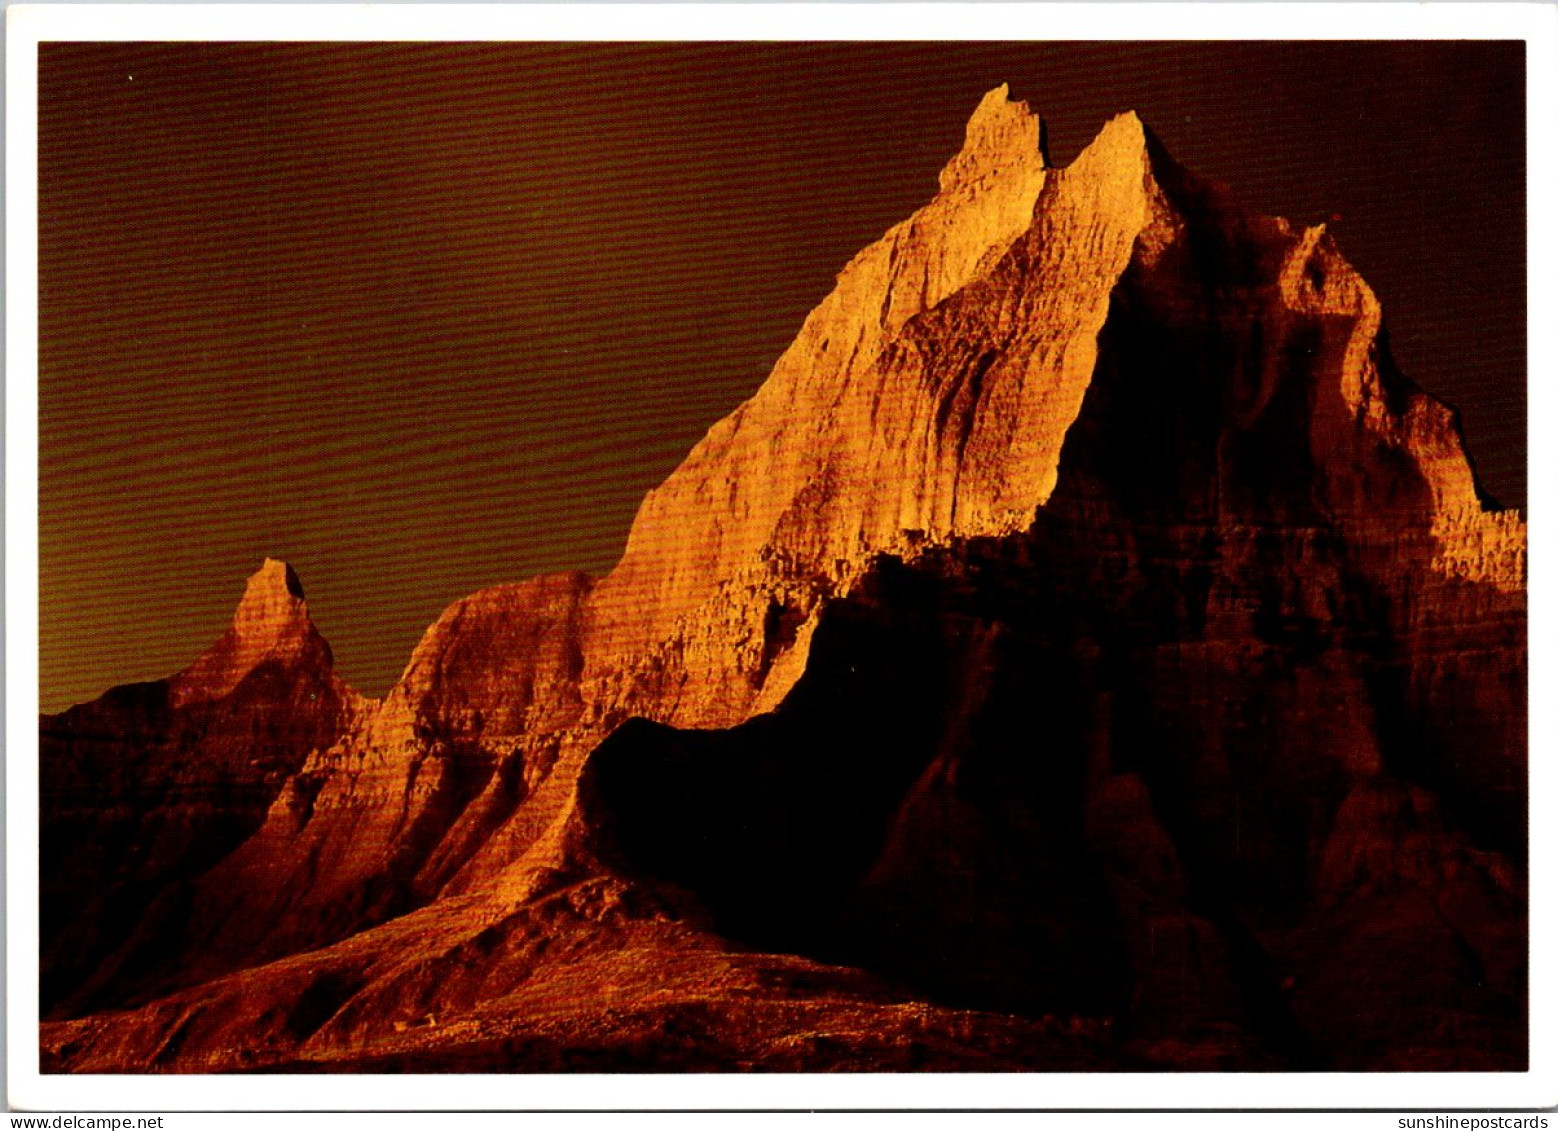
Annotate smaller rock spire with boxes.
[232,558,307,634]
[170,558,325,706]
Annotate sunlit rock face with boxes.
[40,559,366,1015]
[41,88,1524,1073]
[161,570,596,987]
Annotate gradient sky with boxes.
[39,42,1526,713]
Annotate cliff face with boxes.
[41,89,1525,1072]
[158,570,595,986]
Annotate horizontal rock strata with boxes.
[42,87,1525,1072]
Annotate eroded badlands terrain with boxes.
[42,88,1525,1073]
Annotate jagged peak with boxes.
[1068,109,1157,175]
[258,556,304,595]
[938,84,1048,192]
[1106,108,1148,133]
[170,558,325,706]
[239,557,306,610]
[227,557,310,642]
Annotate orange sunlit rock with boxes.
[41,89,1525,1073]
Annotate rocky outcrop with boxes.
[41,88,1525,1072]
[581,86,1054,720]
[41,559,365,1015]
[575,497,1523,1068]
[170,559,326,706]
[89,570,595,998]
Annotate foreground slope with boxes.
[43,89,1525,1072]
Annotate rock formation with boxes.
[41,559,365,1015]
[41,88,1525,1073]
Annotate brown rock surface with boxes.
[41,559,365,1015]
[41,89,1525,1072]
[170,559,326,706]
[138,570,594,993]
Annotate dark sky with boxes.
[39,42,1526,713]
